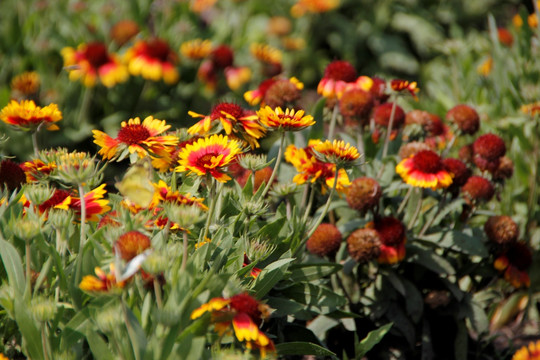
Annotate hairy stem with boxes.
[261,131,285,198]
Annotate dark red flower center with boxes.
[323,60,357,82]
[506,242,532,271]
[84,42,111,68]
[412,150,443,174]
[0,159,26,191]
[211,45,234,68]
[144,39,172,62]
[374,217,405,246]
[230,293,261,322]
[211,103,243,120]
[118,125,151,145]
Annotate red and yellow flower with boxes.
[313,139,360,166]
[11,71,40,98]
[521,101,540,117]
[285,140,351,193]
[125,38,179,84]
[257,106,315,132]
[1,100,62,131]
[191,293,275,357]
[396,150,453,190]
[176,134,242,183]
[367,217,407,264]
[115,231,151,261]
[180,39,213,60]
[188,103,265,148]
[317,60,373,99]
[512,340,540,360]
[390,79,419,100]
[61,42,128,87]
[57,184,111,221]
[291,0,340,17]
[93,116,179,161]
[79,264,127,293]
[494,241,532,289]
[244,77,303,107]
[250,43,283,65]
[21,159,56,182]
[224,66,252,91]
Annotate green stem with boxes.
[261,131,285,198]
[25,241,31,297]
[328,104,339,140]
[200,179,218,243]
[181,232,188,272]
[381,99,397,159]
[397,186,413,215]
[419,193,447,237]
[295,166,339,257]
[121,297,141,360]
[77,87,93,126]
[154,278,163,309]
[31,131,39,157]
[301,184,316,224]
[76,184,87,283]
[408,188,423,230]
[41,324,50,360]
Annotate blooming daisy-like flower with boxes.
[0,159,26,191]
[291,0,340,17]
[494,241,532,288]
[176,134,242,183]
[109,20,139,47]
[317,61,373,100]
[125,38,179,84]
[257,106,315,132]
[93,116,179,161]
[180,39,212,60]
[188,103,265,148]
[512,340,540,360]
[61,42,128,87]
[521,101,540,116]
[154,179,208,210]
[79,264,127,293]
[250,43,283,66]
[224,66,252,90]
[190,293,275,357]
[115,231,151,261]
[57,184,111,221]
[1,100,62,131]
[313,139,360,166]
[21,159,56,182]
[36,188,72,214]
[396,150,453,190]
[390,79,419,99]
[285,141,351,193]
[368,217,407,265]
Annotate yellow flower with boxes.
[250,43,283,65]
[0,100,62,131]
[313,139,360,166]
[176,134,242,183]
[11,71,40,96]
[257,106,315,131]
[512,340,540,360]
[125,39,179,84]
[180,39,212,60]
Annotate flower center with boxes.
[211,103,243,120]
[324,60,357,82]
[211,45,234,68]
[506,243,532,271]
[145,39,171,61]
[118,125,151,145]
[84,42,110,69]
[412,150,443,174]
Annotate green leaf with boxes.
[281,283,347,314]
[356,323,393,358]
[0,238,25,295]
[85,331,115,360]
[14,300,44,359]
[59,307,91,352]
[406,243,456,275]
[250,257,294,298]
[288,262,342,282]
[276,342,336,357]
[419,228,488,257]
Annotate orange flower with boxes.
[367,217,406,264]
[79,264,127,293]
[244,77,303,107]
[21,159,56,182]
[61,42,128,87]
[257,106,315,132]
[62,184,111,221]
[291,0,339,17]
[92,116,179,161]
[285,141,351,193]
[317,61,372,99]
[188,103,265,148]
[521,101,540,117]
[224,66,252,90]
[11,71,40,97]
[180,39,212,60]
[176,134,242,183]
[396,150,453,190]
[125,38,179,84]
[494,242,532,288]
[154,180,208,210]
[190,293,274,357]
[1,100,62,131]
[390,79,419,100]
[250,43,283,65]
[115,231,151,261]
[512,340,540,360]
[313,139,360,166]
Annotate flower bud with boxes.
[347,228,381,263]
[31,297,56,322]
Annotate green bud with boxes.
[95,306,122,333]
[237,154,271,172]
[142,252,168,275]
[31,297,56,322]
[23,183,55,205]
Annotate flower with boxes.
[92,116,179,161]
[512,340,540,360]
[21,159,56,182]
[79,264,127,293]
[390,79,419,99]
[244,77,303,108]
[442,158,471,193]
[477,57,493,77]
[312,139,360,166]
[115,231,151,261]
[339,88,374,126]
[370,217,406,264]
[243,254,262,279]
[190,293,275,357]
[461,176,494,204]
[521,101,540,116]
[1,100,62,131]
[473,133,506,161]
[36,188,72,214]
[210,45,234,69]
[110,20,139,47]
[285,141,351,193]
[307,223,342,256]
[125,38,179,84]
[11,71,40,98]
[347,228,381,263]
[493,156,514,181]
[224,66,252,90]
[446,104,480,135]
[257,106,315,131]
[317,60,358,99]
[176,134,242,183]
[190,0,218,13]
[267,16,292,36]
[0,159,26,191]
[250,43,283,65]
[396,150,453,190]
[484,215,519,246]
[180,39,212,60]
[155,180,208,210]
[497,28,514,46]
[494,242,532,288]
[398,141,432,160]
[188,103,265,148]
[61,184,111,221]
[61,42,128,87]
[372,103,405,128]
[291,0,340,17]
[346,177,381,214]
